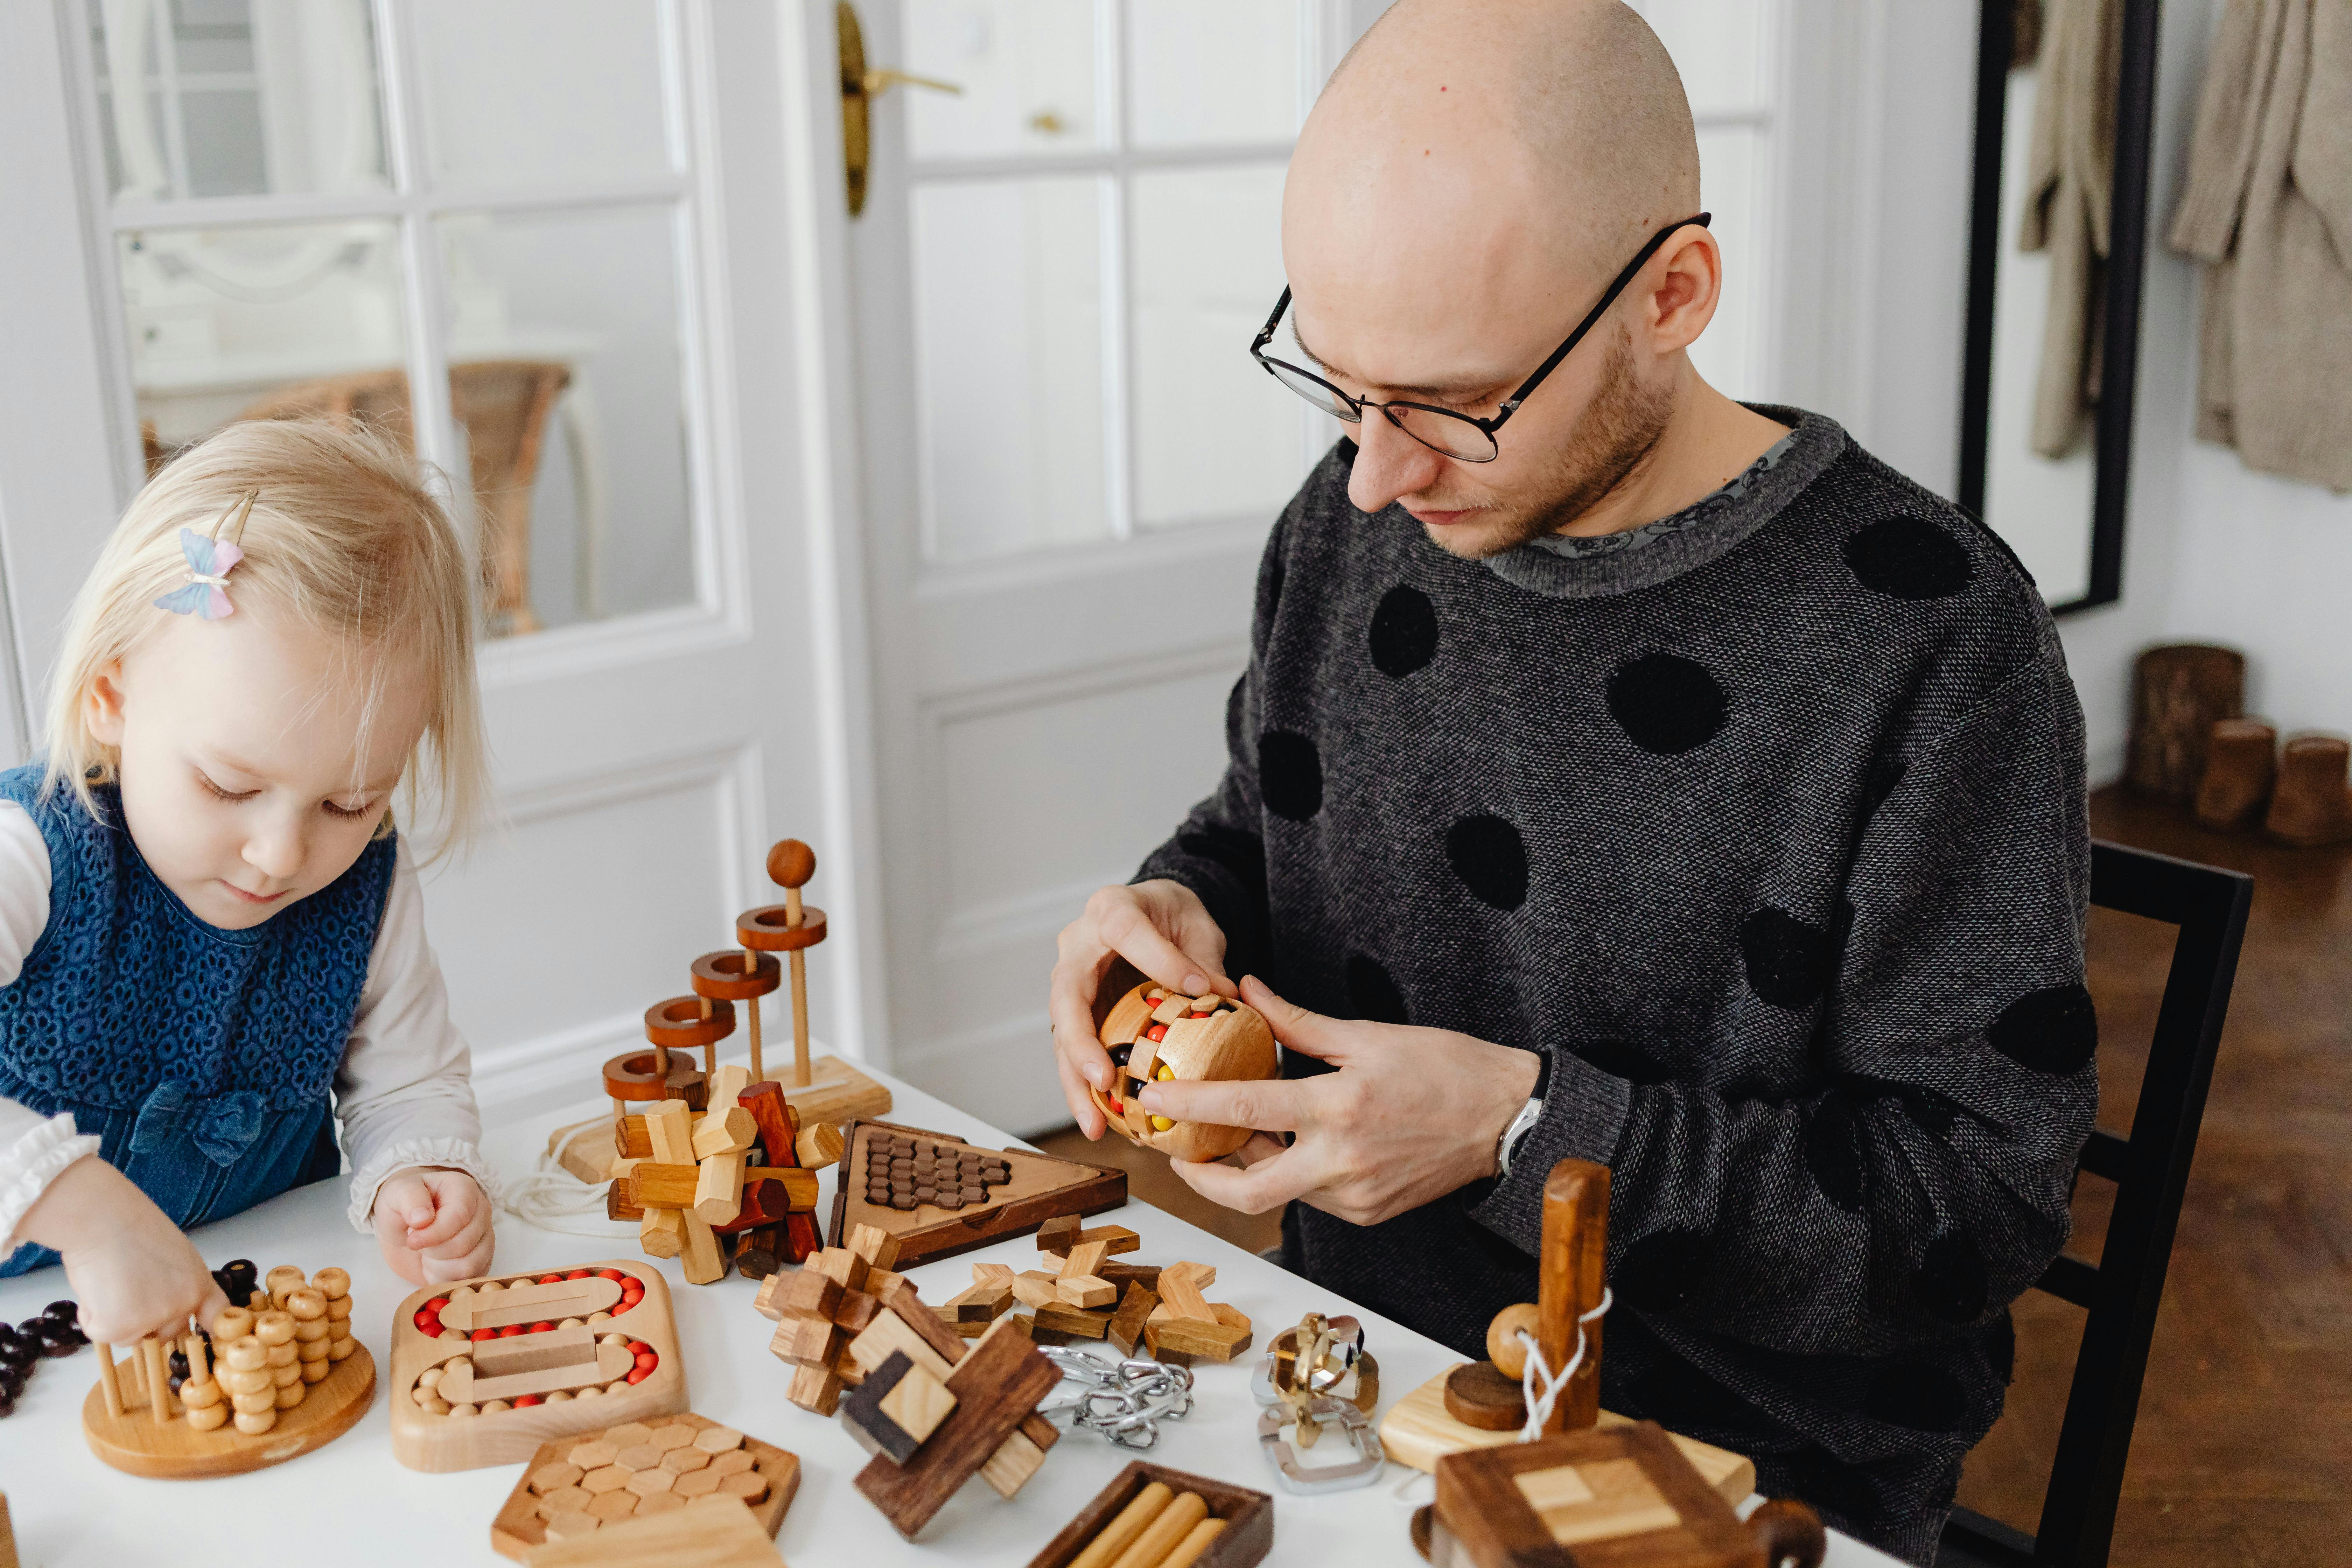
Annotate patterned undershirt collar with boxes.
[1525,427,1802,559]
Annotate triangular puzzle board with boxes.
[827,1118,1126,1267]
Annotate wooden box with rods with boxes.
[1027,1460,1272,1568]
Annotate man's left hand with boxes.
[1138,976,1540,1226]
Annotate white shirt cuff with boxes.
[1,1112,102,1252]
[346,1138,505,1234]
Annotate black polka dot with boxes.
[1606,653,1728,755]
[1772,1444,1883,1526]
[1739,908,1832,1009]
[1900,1091,1957,1140]
[1843,516,1973,600]
[1444,814,1527,911]
[1617,1228,1712,1312]
[1983,1309,2016,1384]
[1803,1092,1867,1213]
[1913,1231,1989,1324]
[1861,1362,1969,1433]
[1567,1037,1674,1085]
[1259,730,1323,821]
[1177,824,1265,885]
[1345,954,1410,1024]
[1367,584,1438,678]
[1988,982,2098,1074]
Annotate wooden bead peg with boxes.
[1537,1159,1610,1434]
[140,1338,172,1425]
[95,1342,124,1418]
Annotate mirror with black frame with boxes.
[1957,0,2161,614]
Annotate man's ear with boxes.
[85,661,128,748]
[1643,227,1723,356]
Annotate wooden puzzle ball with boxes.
[1090,981,1279,1162]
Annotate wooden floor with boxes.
[1041,786,2350,1564]
[1955,787,2352,1566]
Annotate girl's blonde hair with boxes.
[43,418,490,855]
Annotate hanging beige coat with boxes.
[2019,0,2123,460]
[2170,0,2352,493]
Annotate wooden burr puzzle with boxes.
[752,1222,1064,1537]
[827,1118,1126,1269]
[929,1219,1254,1362]
[82,1261,371,1478]
[488,1412,800,1560]
[390,1260,687,1472]
[1088,971,1279,1162]
[1027,1462,1274,1568]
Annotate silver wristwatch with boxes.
[1494,1096,1546,1180]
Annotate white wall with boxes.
[1856,0,2350,784]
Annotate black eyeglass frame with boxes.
[1247,212,1712,463]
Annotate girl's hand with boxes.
[372,1167,493,1286]
[16,1156,227,1343]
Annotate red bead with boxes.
[530,1321,555,1334]
[471,1328,495,1342]
[1146,1023,1168,1041]
[512,1394,542,1407]
[413,1310,434,1329]
[498,1324,524,1337]
[539,1274,565,1285]
[598,1268,624,1280]
[427,1298,450,1313]
[567,1269,591,1280]
[625,1366,650,1384]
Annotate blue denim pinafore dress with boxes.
[0,764,395,1274]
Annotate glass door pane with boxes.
[88,0,388,201]
[1127,0,1300,146]
[408,0,673,186]
[903,0,1103,160]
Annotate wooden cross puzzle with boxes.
[923,1219,1254,1368]
[83,1263,372,1478]
[752,1222,1062,1538]
[606,1062,836,1284]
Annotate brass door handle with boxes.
[838,2,966,218]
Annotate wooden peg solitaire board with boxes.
[81,1293,376,1478]
[391,1260,688,1472]
[827,1118,1127,1268]
[489,1412,799,1561]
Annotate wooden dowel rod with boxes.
[785,886,811,1088]
[95,1342,123,1418]
[1537,1158,1610,1434]
[140,1337,172,1425]
[745,950,765,1083]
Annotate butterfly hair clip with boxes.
[153,489,256,620]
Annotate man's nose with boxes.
[1346,410,1447,516]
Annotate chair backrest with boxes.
[1943,840,2252,1568]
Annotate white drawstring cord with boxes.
[497,1148,639,1239]
[1514,1287,1613,1442]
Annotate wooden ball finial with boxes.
[767,839,816,889]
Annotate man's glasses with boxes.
[1247,213,1710,463]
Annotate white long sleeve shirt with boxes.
[0,802,497,1251]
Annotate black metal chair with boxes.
[1937,841,2253,1568]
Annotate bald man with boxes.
[1048,4,2091,1561]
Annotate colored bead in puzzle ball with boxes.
[1146,1023,1168,1042]
[1108,1042,1132,1068]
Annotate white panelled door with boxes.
[830,0,1870,1135]
[0,1,868,1116]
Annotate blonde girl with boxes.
[0,419,498,1345]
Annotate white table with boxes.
[0,1067,1901,1566]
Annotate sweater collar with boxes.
[1471,404,1849,599]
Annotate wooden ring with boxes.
[644,995,735,1048]
[689,950,781,1000]
[603,1049,709,1107]
[735,904,828,952]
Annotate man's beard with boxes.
[1429,329,1677,560]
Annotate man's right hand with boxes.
[1049,879,1234,1137]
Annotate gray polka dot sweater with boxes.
[1134,407,2093,1561]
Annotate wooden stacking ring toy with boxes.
[1089,981,1278,1162]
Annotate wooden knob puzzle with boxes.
[82,1263,372,1478]
[390,1260,687,1472]
[1090,982,1279,1161]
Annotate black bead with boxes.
[14,1320,44,1343]
[0,1365,24,1396]
[0,1340,33,1371]
[1108,1043,1132,1068]
[36,1323,77,1356]
[41,1300,77,1326]
[0,1390,15,1416]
